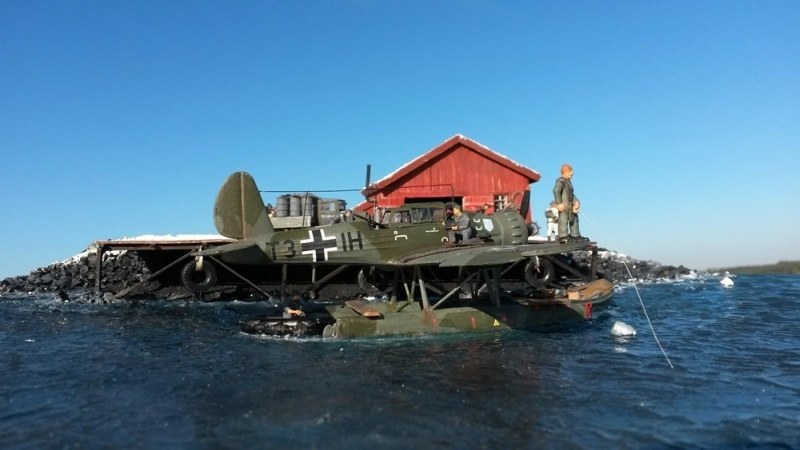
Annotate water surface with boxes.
[2,275,798,448]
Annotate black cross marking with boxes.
[300,229,338,262]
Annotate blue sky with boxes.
[1,1,798,278]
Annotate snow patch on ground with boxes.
[59,234,228,265]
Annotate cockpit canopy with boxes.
[380,202,448,226]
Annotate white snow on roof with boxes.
[58,234,229,266]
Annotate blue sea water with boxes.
[1,275,798,449]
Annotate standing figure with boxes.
[553,164,589,243]
[545,201,559,241]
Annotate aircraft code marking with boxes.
[340,231,363,251]
[300,229,338,262]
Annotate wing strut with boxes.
[430,271,481,310]
[416,267,431,310]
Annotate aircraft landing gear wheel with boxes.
[523,257,554,289]
[357,266,388,293]
[181,259,218,293]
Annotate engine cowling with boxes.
[470,210,529,245]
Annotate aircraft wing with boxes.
[519,240,593,256]
[192,240,260,256]
[398,241,594,267]
[396,245,520,267]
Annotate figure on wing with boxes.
[450,205,473,242]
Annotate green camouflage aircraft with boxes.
[192,171,592,271]
[186,171,612,338]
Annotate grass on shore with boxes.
[710,260,800,275]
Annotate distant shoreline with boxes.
[709,261,800,275]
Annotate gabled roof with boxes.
[364,134,540,195]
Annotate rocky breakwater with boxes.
[571,249,694,283]
[0,248,196,302]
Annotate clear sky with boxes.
[1,1,798,279]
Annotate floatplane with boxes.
[187,171,613,339]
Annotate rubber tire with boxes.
[357,266,387,292]
[181,259,218,293]
[523,257,554,288]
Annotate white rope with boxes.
[582,214,674,369]
[621,260,674,369]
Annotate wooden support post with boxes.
[281,264,288,301]
[94,244,105,293]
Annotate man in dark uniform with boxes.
[553,163,589,244]
[283,290,309,317]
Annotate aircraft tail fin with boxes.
[213,171,275,239]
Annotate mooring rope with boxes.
[621,259,674,368]
[582,214,674,369]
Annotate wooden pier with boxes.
[92,236,233,293]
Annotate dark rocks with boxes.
[0,248,161,302]
[570,249,694,284]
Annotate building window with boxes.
[494,194,509,210]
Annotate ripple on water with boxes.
[1,275,799,448]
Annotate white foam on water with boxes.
[611,320,637,337]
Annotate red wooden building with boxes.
[353,135,540,222]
